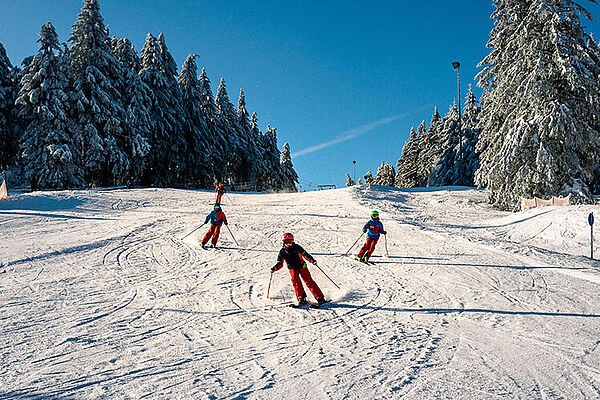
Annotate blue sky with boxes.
[2,1,600,189]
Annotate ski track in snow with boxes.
[0,186,599,398]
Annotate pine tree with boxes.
[345,173,354,187]
[0,42,16,170]
[476,0,600,209]
[428,103,461,186]
[364,171,375,184]
[139,32,186,186]
[112,36,151,183]
[417,106,444,186]
[251,112,269,189]
[261,125,283,190]
[177,54,212,187]
[112,37,141,73]
[461,84,481,186]
[215,77,241,180]
[279,142,298,192]
[237,88,260,184]
[395,124,423,187]
[69,0,129,186]
[374,161,396,186]
[16,22,85,188]
[198,66,227,181]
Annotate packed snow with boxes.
[1,185,599,398]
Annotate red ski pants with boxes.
[289,265,323,301]
[357,238,378,258]
[202,225,221,245]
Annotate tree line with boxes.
[0,0,298,192]
[352,0,600,210]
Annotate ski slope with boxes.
[1,185,599,399]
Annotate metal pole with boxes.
[313,263,340,290]
[266,272,273,299]
[452,61,462,184]
[589,212,595,259]
[353,160,356,185]
[181,223,205,240]
[225,224,239,246]
[343,232,365,256]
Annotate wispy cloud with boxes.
[292,113,411,158]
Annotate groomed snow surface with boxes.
[1,185,599,399]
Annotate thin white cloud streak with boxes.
[291,113,410,158]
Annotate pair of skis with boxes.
[289,299,332,309]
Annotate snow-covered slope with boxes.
[1,185,599,398]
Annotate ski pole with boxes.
[313,262,340,290]
[266,272,273,299]
[384,234,390,258]
[225,224,239,246]
[343,232,364,256]
[181,222,206,240]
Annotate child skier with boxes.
[271,233,327,307]
[201,204,228,248]
[356,210,386,263]
[215,183,226,204]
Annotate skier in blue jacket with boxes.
[356,210,386,262]
[202,204,228,248]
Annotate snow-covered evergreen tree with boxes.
[364,171,375,184]
[112,37,141,73]
[279,142,298,192]
[0,42,16,170]
[428,103,461,186]
[139,32,186,186]
[16,22,85,188]
[374,162,396,186]
[261,125,284,190]
[69,0,129,186]
[178,54,212,187]
[112,36,151,182]
[461,84,481,186]
[215,77,242,180]
[357,178,363,185]
[395,123,423,188]
[345,173,354,187]
[198,66,227,181]
[416,106,444,186]
[237,88,260,183]
[476,0,600,209]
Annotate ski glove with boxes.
[224,221,228,225]
[311,260,317,266]
[382,230,387,235]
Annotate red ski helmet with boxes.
[282,233,294,243]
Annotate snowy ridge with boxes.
[1,186,599,398]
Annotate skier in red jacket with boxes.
[271,233,326,307]
[202,204,228,248]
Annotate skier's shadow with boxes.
[324,303,600,318]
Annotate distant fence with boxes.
[317,185,336,190]
[521,194,571,211]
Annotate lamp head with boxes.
[452,61,461,69]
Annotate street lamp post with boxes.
[353,160,356,184]
[452,61,462,185]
